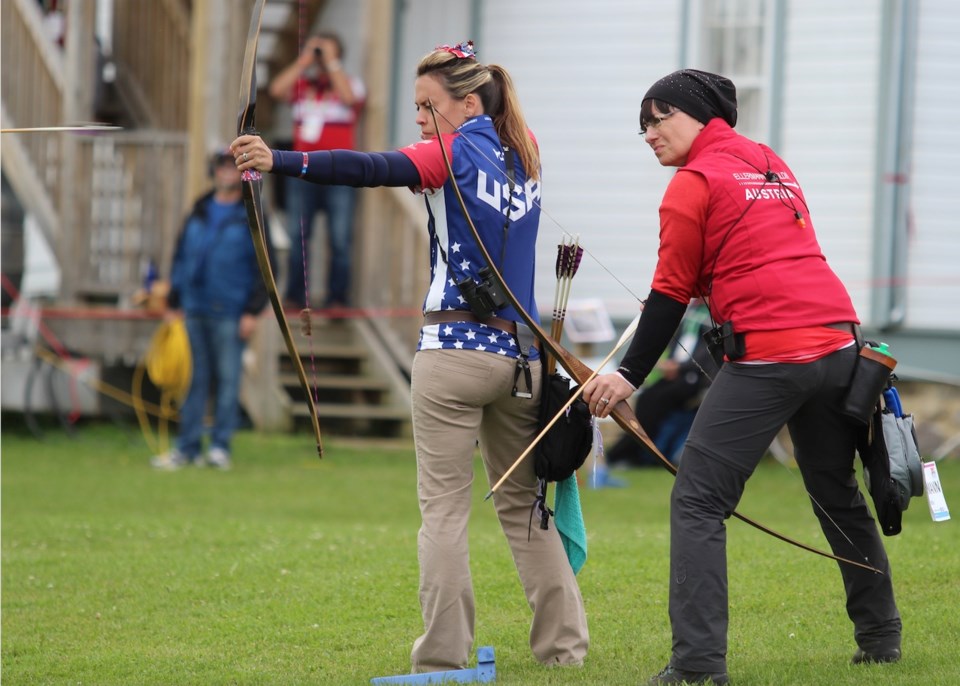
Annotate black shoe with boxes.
[851,647,901,664]
[648,664,730,685]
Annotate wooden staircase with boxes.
[4,0,425,439]
[243,314,412,440]
[288,319,412,438]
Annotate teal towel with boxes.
[554,475,587,575]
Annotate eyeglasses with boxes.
[638,111,677,135]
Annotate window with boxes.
[685,0,779,143]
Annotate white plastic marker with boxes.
[922,461,951,522]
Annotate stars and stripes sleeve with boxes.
[396,134,458,190]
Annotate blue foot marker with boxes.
[371,646,495,684]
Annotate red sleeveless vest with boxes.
[680,122,857,332]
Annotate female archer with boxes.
[584,69,902,686]
[232,41,588,675]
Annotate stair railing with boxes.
[0,0,68,255]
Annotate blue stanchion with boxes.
[371,646,495,684]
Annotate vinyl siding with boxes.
[378,0,959,336]
[906,0,960,330]
[482,0,682,319]
[779,0,883,325]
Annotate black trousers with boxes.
[669,345,902,673]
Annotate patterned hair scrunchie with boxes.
[435,40,476,59]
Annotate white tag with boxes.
[295,100,327,143]
[589,418,603,488]
[922,461,951,522]
[300,113,325,143]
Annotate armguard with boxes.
[617,289,688,388]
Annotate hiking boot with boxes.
[150,449,189,471]
[851,647,901,664]
[648,664,730,685]
[206,447,232,470]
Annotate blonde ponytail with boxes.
[417,49,540,181]
[485,65,539,182]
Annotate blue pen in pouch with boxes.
[882,386,904,417]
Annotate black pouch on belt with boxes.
[840,344,898,425]
[702,320,744,367]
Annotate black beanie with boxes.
[643,69,738,128]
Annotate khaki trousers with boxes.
[409,349,589,673]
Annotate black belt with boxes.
[825,321,863,347]
[422,311,540,350]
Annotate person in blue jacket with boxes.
[151,149,273,471]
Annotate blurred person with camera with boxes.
[150,150,273,471]
[269,32,365,310]
[234,41,588,675]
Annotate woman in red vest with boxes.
[584,69,902,686]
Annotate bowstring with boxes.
[431,108,875,570]
[294,0,321,411]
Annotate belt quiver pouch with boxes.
[855,386,924,536]
[841,344,897,424]
[534,372,593,483]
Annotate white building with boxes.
[325,0,960,382]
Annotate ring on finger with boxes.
[242,152,249,161]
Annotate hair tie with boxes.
[435,40,476,59]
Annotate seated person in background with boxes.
[606,300,715,467]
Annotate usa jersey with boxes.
[399,115,543,359]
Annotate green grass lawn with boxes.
[2,419,958,685]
